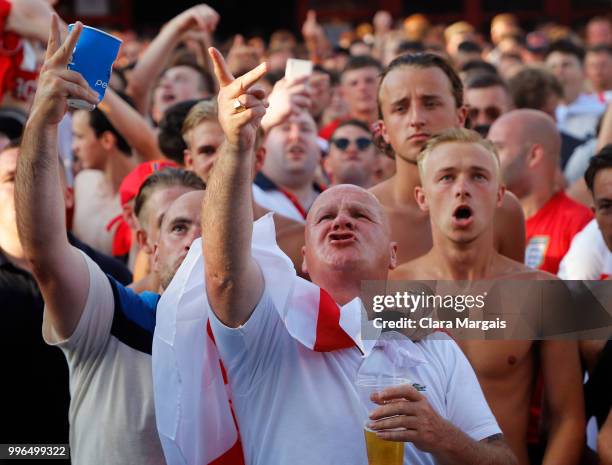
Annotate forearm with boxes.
[101,89,165,162]
[15,118,69,269]
[202,142,263,326]
[126,24,181,115]
[541,417,584,465]
[433,431,517,465]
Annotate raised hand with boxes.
[261,75,311,132]
[208,47,268,152]
[166,3,219,36]
[28,15,98,126]
[302,10,323,41]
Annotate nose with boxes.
[288,123,301,142]
[453,175,471,199]
[408,102,426,129]
[331,211,354,230]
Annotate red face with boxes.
[303,186,396,280]
[379,66,466,163]
[416,142,504,244]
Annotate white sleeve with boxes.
[208,290,288,396]
[42,251,115,368]
[441,341,502,441]
[558,220,604,280]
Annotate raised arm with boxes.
[15,17,99,339]
[201,48,268,327]
[540,340,585,465]
[5,0,66,43]
[100,88,165,162]
[126,4,219,116]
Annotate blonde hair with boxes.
[417,128,500,180]
[181,100,219,147]
[181,98,265,151]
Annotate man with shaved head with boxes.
[488,109,593,273]
[392,128,585,465]
[153,47,518,465]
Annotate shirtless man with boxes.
[392,128,585,465]
[371,53,525,266]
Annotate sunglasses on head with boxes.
[331,137,373,151]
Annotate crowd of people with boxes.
[1,0,611,464]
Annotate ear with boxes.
[388,241,398,270]
[527,144,543,168]
[415,186,429,212]
[457,105,468,127]
[63,185,74,211]
[122,203,139,231]
[152,242,160,273]
[136,229,152,253]
[380,119,391,145]
[100,131,117,151]
[496,184,506,207]
[301,245,308,275]
[255,146,266,172]
[184,149,193,169]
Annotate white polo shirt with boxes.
[209,290,501,465]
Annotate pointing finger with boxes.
[53,21,82,66]
[208,47,235,88]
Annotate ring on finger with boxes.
[233,98,247,113]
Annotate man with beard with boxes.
[371,53,526,267]
[14,19,204,465]
[391,128,585,465]
[488,109,592,274]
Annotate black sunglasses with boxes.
[331,137,373,151]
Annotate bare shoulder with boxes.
[390,254,432,280]
[369,177,394,206]
[273,212,305,239]
[498,190,524,220]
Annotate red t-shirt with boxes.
[0,0,39,104]
[525,191,593,274]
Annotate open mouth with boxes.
[161,93,176,103]
[452,205,474,227]
[453,205,473,220]
[329,232,356,244]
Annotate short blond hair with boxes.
[181,100,218,148]
[417,128,500,180]
[181,98,265,151]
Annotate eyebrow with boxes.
[167,216,194,229]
